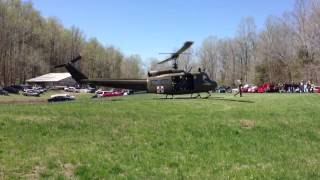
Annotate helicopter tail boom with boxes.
[54,56,88,83]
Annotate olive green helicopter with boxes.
[55,41,218,99]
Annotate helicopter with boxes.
[55,41,218,99]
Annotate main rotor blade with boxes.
[158,53,191,55]
[157,57,173,64]
[175,41,193,55]
[158,41,193,64]
[54,64,66,68]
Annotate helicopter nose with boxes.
[203,81,218,91]
[211,81,218,91]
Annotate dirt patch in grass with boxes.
[232,163,272,171]
[0,165,4,178]
[0,98,47,104]
[62,163,75,178]
[21,165,45,179]
[13,115,53,122]
[240,120,256,129]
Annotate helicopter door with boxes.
[172,75,193,92]
[186,74,194,90]
[172,76,181,93]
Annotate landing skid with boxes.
[164,91,212,99]
[165,94,174,99]
[190,92,212,99]
[202,91,211,99]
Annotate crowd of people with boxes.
[277,80,317,93]
[232,79,319,97]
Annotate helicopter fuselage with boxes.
[147,71,217,95]
[56,41,218,97]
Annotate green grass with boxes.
[0,93,320,179]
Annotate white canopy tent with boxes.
[27,73,77,87]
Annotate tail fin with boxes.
[54,55,88,83]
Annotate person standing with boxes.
[311,82,315,93]
[300,80,304,93]
[234,78,243,97]
[307,80,311,93]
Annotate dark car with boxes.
[86,87,96,93]
[3,86,19,94]
[0,88,9,96]
[48,94,75,102]
[11,85,31,91]
[216,86,231,93]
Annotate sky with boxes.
[28,0,294,63]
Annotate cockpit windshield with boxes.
[202,74,211,83]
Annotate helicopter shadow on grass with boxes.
[154,96,254,103]
[209,97,255,103]
[91,96,124,102]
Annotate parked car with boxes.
[216,86,231,93]
[48,94,75,102]
[258,84,275,93]
[100,91,123,97]
[79,87,96,93]
[3,86,19,94]
[22,89,41,97]
[0,88,9,96]
[241,84,257,93]
[79,89,91,93]
[123,89,134,95]
[93,90,104,97]
[241,84,250,93]
[94,89,123,98]
[64,87,80,93]
[33,87,47,93]
[232,88,239,93]
[87,87,96,93]
[11,85,25,91]
[247,86,258,93]
[24,87,46,94]
[50,86,67,90]
[314,86,320,93]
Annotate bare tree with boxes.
[197,36,219,80]
[236,16,257,83]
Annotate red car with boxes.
[258,84,274,93]
[99,91,123,97]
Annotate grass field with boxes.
[0,92,320,179]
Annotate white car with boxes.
[79,89,91,93]
[232,88,239,93]
[64,87,80,93]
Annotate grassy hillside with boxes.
[0,93,320,179]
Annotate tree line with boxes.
[1,0,320,87]
[195,0,320,86]
[0,0,143,86]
